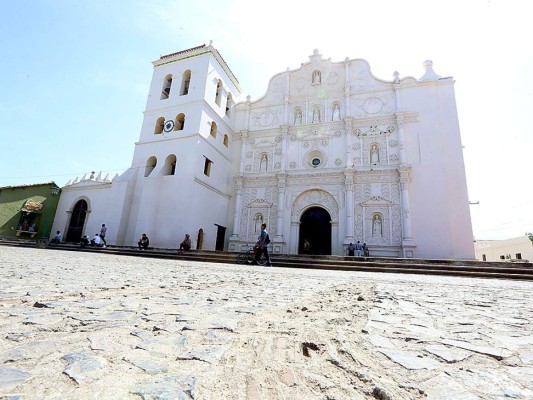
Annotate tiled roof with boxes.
[160,45,206,60]
[0,182,58,190]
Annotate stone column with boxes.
[231,175,244,238]
[394,80,413,242]
[239,130,248,174]
[290,221,299,254]
[276,173,286,239]
[344,58,351,117]
[344,118,353,167]
[399,166,412,241]
[344,171,355,242]
[245,95,251,131]
[396,114,407,165]
[331,220,340,255]
[283,70,290,124]
[280,126,288,172]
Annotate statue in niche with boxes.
[259,154,268,172]
[332,104,341,121]
[312,70,321,84]
[294,109,302,125]
[370,144,380,164]
[254,215,263,233]
[312,108,320,123]
[372,214,383,236]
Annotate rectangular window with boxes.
[516,253,522,260]
[203,157,212,176]
[482,254,486,261]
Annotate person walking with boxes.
[251,223,272,266]
[99,224,107,248]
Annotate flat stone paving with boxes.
[0,246,532,399]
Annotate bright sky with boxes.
[1,0,531,240]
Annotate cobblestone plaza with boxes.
[0,247,532,399]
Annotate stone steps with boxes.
[1,239,532,281]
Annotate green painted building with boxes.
[0,182,61,241]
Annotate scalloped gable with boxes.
[248,51,396,107]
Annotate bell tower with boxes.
[123,43,242,249]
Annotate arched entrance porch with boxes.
[290,189,339,255]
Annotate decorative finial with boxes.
[393,71,400,83]
[209,40,213,47]
[419,60,441,82]
[313,49,319,55]
[90,171,95,179]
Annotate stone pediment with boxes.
[253,138,277,148]
[247,198,273,208]
[360,196,393,207]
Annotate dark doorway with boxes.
[299,207,331,255]
[215,224,226,251]
[66,200,88,243]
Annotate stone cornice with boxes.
[194,177,231,199]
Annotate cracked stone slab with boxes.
[61,351,108,384]
[0,349,26,363]
[421,373,481,400]
[123,351,169,374]
[0,367,30,388]
[425,344,474,362]
[441,339,514,360]
[130,375,196,400]
[176,346,225,364]
[136,336,188,358]
[368,334,396,349]
[377,348,441,370]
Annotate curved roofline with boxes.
[237,56,399,107]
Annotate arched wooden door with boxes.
[66,200,88,243]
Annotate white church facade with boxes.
[51,44,475,259]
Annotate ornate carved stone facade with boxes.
[228,49,474,259]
